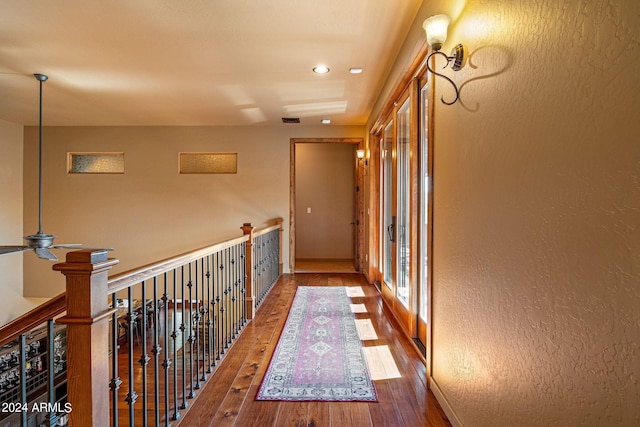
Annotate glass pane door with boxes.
[379,92,414,334]
[417,79,430,349]
[381,121,394,289]
[396,99,411,307]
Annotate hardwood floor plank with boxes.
[350,402,374,427]
[388,374,428,427]
[328,402,355,427]
[307,400,330,427]
[274,401,310,427]
[367,380,405,426]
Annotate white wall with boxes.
[368,0,639,425]
[0,119,47,324]
[22,125,364,297]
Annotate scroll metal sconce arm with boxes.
[426,44,465,105]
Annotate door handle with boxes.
[387,216,396,243]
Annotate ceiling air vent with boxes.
[282,117,300,124]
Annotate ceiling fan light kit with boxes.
[0,74,112,261]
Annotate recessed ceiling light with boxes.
[321,119,331,124]
[313,65,330,74]
[349,67,363,74]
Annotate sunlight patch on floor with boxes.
[350,303,368,313]
[346,286,365,297]
[355,318,378,340]
[362,345,402,380]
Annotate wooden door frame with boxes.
[289,137,365,272]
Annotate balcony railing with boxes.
[0,218,283,427]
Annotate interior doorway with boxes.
[290,138,364,273]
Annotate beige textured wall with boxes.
[0,120,47,323]
[295,143,355,259]
[379,0,639,425]
[22,125,364,297]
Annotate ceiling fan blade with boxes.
[35,247,58,261]
[52,244,114,251]
[0,246,29,255]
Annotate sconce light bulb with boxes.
[423,14,451,51]
[356,149,365,159]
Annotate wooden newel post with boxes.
[241,223,255,320]
[53,250,119,427]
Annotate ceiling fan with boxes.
[0,74,112,261]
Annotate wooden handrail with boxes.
[108,218,284,294]
[0,292,66,346]
[108,235,249,294]
[253,223,281,238]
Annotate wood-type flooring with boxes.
[175,272,451,427]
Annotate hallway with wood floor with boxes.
[179,272,451,427]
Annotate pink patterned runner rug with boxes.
[256,286,377,401]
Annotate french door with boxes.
[379,78,431,352]
[417,77,431,349]
[380,87,416,335]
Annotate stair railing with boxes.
[0,218,283,427]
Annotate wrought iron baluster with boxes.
[205,254,213,372]
[213,250,220,364]
[162,272,171,426]
[171,269,181,420]
[225,248,233,350]
[151,277,161,426]
[236,244,242,334]
[240,242,247,326]
[200,257,208,380]
[140,281,150,427]
[237,243,243,331]
[261,236,266,302]
[219,251,227,355]
[230,249,237,339]
[269,235,274,285]
[261,236,267,302]
[109,295,122,427]
[236,243,243,331]
[253,234,258,304]
[187,263,195,399]
[179,266,188,410]
[125,288,138,426]
[257,235,264,303]
[193,260,201,391]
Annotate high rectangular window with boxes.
[68,152,125,174]
[179,152,237,174]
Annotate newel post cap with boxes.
[53,250,119,275]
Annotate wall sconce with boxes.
[422,14,465,105]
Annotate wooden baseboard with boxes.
[430,377,464,427]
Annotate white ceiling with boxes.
[0,1,422,126]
